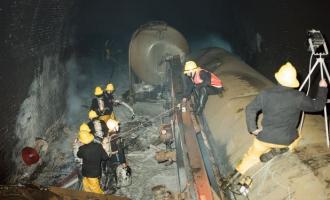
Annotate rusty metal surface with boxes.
[170,52,224,199]
[0,185,61,200]
[0,185,129,200]
[0,185,130,200]
[179,102,214,200]
[49,187,130,200]
[197,48,274,174]
[129,21,189,85]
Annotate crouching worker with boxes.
[226,62,328,190]
[77,131,109,194]
[182,60,224,114]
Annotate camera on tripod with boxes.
[301,30,330,148]
[307,29,328,56]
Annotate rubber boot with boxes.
[259,147,289,162]
[195,87,208,114]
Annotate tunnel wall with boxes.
[0,0,73,183]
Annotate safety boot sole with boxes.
[260,147,289,162]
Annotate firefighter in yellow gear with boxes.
[104,83,117,120]
[77,131,109,194]
[90,86,114,122]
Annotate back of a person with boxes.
[224,62,328,193]
[258,86,302,145]
[102,93,113,112]
[104,92,114,103]
[80,142,103,177]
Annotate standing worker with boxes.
[107,119,127,167]
[182,60,224,114]
[104,83,117,120]
[227,62,328,188]
[104,83,136,120]
[73,123,92,164]
[77,131,109,194]
[91,86,113,122]
[107,119,131,188]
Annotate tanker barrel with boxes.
[129,21,189,85]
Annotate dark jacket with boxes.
[77,142,109,177]
[90,95,113,116]
[246,85,328,145]
[103,92,114,107]
[109,134,126,165]
[182,70,212,98]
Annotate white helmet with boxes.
[107,119,119,132]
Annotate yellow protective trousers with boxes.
[236,138,288,174]
[82,177,104,194]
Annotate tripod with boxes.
[298,54,330,148]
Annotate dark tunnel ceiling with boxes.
[74,0,230,49]
[74,0,330,70]
[74,0,330,39]
[75,0,225,33]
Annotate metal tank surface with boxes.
[128,21,329,198]
[196,48,330,200]
[129,21,189,85]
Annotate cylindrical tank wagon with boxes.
[129,22,330,199]
[195,47,329,200]
[129,21,189,85]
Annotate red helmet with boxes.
[21,147,40,166]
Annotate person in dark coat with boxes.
[227,62,328,187]
[182,60,224,114]
[104,83,115,106]
[103,83,117,120]
[77,131,109,194]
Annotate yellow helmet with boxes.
[94,86,103,96]
[275,62,300,88]
[183,61,198,74]
[106,119,119,132]
[88,110,98,120]
[79,123,91,132]
[79,131,94,144]
[105,83,114,92]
